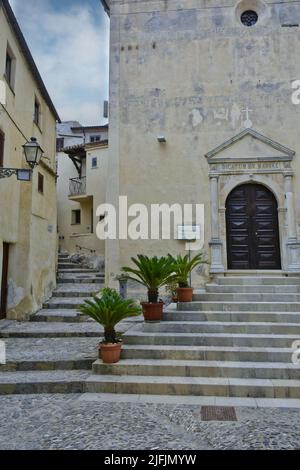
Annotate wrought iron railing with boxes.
[69,177,86,196]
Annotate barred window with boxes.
[241,10,258,27]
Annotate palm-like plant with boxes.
[78,288,141,343]
[168,252,208,288]
[122,255,176,303]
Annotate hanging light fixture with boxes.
[0,137,43,180]
[22,137,44,169]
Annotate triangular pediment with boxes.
[205,129,295,163]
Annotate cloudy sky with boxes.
[9,0,109,125]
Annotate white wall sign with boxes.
[177,225,201,241]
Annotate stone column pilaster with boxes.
[209,174,225,273]
[284,172,300,272]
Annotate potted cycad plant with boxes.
[169,252,207,302]
[122,255,176,321]
[78,288,141,363]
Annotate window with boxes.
[0,131,4,167]
[38,172,44,193]
[91,157,98,169]
[34,98,41,127]
[56,138,64,152]
[241,10,258,26]
[90,135,101,143]
[5,46,15,89]
[71,210,81,225]
[5,53,12,84]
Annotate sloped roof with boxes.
[0,0,60,122]
[63,140,108,155]
[71,124,109,133]
[100,0,110,15]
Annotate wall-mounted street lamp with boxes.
[22,137,44,168]
[0,137,44,181]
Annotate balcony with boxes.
[69,177,87,200]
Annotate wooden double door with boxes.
[226,184,281,270]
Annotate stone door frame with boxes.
[205,129,300,274]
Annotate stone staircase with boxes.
[0,254,108,393]
[87,276,300,400]
[1,268,300,404]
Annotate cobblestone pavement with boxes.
[0,394,299,450]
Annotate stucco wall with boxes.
[0,6,58,319]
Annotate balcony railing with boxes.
[69,177,86,197]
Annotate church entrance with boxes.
[226,183,281,270]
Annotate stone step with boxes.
[123,331,300,347]
[178,301,300,312]
[0,320,136,338]
[163,310,300,323]
[57,277,104,284]
[57,269,99,274]
[217,276,300,285]
[70,393,300,408]
[1,336,98,363]
[52,289,101,298]
[43,298,92,309]
[92,359,300,380]
[85,375,300,398]
[0,358,93,372]
[0,321,102,338]
[31,310,143,324]
[31,310,92,323]
[143,321,300,335]
[0,370,89,395]
[194,293,300,302]
[121,344,295,362]
[57,263,80,269]
[206,284,300,293]
[54,283,102,293]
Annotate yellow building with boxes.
[57,123,108,265]
[0,0,60,320]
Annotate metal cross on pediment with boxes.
[242,106,253,129]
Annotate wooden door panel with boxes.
[226,184,281,270]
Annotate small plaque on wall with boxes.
[177,225,201,241]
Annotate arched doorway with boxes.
[226,183,281,270]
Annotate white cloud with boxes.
[9,0,109,125]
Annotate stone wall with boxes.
[105,0,300,285]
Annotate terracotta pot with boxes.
[177,287,193,302]
[100,342,122,364]
[141,302,163,322]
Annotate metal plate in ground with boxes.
[201,406,237,422]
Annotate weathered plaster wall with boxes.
[106,0,300,284]
[0,6,57,319]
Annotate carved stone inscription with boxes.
[210,161,288,172]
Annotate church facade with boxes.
[102,0,300,286]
